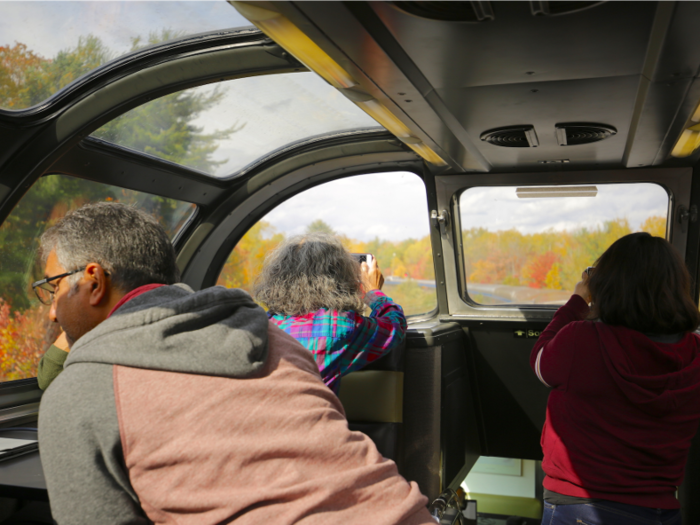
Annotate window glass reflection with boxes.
[91,73,381,178]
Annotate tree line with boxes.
[217,215,667,315]
[0,209,669,382]
[463,216,665,292]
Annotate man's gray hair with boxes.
[40,202,180,292]
[254,233,363,316]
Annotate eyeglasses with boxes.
[31,268,86,305]
[585,266,595,277]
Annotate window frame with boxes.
[435,167,691,320]
[211,167,440,321]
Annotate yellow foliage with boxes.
[392,262,408,278]
[469,259,499,284]
[639,216,667,237]
[545,263,563,290]
[0,213,671,382]
[216,221,283,294]
[0,301,49,382]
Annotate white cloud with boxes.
[459,183,668,234]
[189,73,379,176]
[262,172,432,242]
[242,177,669,246]
[0,2,251,64]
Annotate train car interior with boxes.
[1,1,700,524]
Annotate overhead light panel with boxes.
[338,87,445,162]
[671,125,700,158]
[516,186,598,198]
[231,2,355,90]
[671,97,700,158]
[355,98,446,166]
[692,102,700,124]
[230,1,446,167]
[407,142,446,166]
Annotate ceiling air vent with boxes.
[530,1,606,16]
[555,123,617,146]
[391,1,494,22]
[480,126,539,148]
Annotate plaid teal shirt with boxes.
[268,290,407,394]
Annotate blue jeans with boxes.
[542,500,681,525]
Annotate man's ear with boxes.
[84,263,110,307]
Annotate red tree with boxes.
[523,252,558,289]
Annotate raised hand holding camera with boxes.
[359,254,383,291]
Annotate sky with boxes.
[184,73,379,176]
[257,177,668,243]
[0,1,251,58]
[98,72,380,176]
[261,172,433,243]
[460,183,669,235]
[0,1,380,177]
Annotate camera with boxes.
[351,253,373,265]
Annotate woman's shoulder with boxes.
[550,319,600,343]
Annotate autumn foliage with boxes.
[0,174,196,383]
[216,220,439,316]
[0,300,51,381]
[464,216,666,297]
[0,43,46,109]
[218,215,668,315]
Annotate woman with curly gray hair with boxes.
[255,232,407,394]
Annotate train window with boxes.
[459,183,669,306]
[90,72,381,178]
[217,171,437,317]
[0,1,251,111]
[0,174,195,382]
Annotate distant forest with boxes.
[217,215,667,315]
[463,216,666,291]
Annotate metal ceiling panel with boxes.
[277,1,700,171]
[372,1,656,88]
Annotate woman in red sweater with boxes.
[532,232,700,525]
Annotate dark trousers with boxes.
[542,500,681,525]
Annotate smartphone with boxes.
[351,253,374,265]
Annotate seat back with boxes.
[339,321,480,502]
[338,341,405,461]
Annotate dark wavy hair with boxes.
[588,232,700,334]
[254,233,364,316]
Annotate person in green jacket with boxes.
[37,331,69,390]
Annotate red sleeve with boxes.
[530,295,590,389]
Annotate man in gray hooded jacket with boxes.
[37,202,433,525]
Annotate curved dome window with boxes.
[90,72,382,179]
[0,1,252,111]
